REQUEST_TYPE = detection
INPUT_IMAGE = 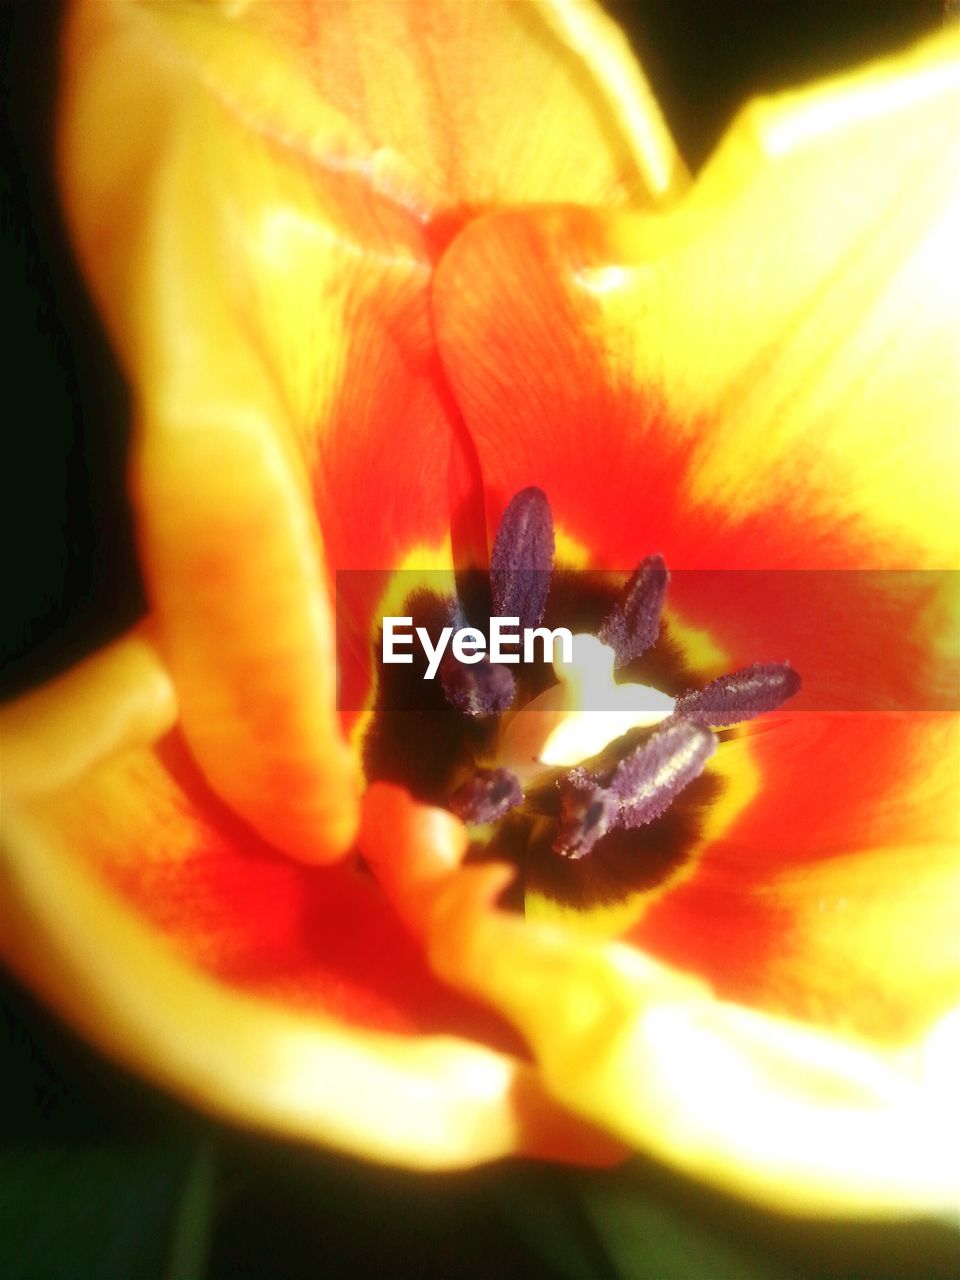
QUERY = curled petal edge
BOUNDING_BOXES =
[363,784,960,1217]
[533,0,687,200]
[0,635,621,1170]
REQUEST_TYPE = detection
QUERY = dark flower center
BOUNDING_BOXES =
[363,487,800,915]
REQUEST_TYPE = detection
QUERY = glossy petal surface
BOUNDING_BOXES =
[362,785,960,1217]
[0,636,621,1170]
[632,715,960,1041]
[435,30,960,571]
[58,0,680,862]
[432,31,960,1037]
[237,0,683,206]
[27,1,960,1212]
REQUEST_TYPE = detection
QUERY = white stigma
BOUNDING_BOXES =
[498,632,675,784]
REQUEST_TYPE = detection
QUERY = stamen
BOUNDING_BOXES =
[376,483,805,876]
[612,720,718,827]
[450,767,523,825]
[440,654,516,717]
[490,486,555,629]
[553,784,619,860]
[554,720,716,859]
[674,662,801,726]
[598,554,669,668]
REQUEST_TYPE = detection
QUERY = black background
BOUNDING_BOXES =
[2,3,957,1277]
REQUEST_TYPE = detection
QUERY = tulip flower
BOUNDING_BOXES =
[2,0,958,1219]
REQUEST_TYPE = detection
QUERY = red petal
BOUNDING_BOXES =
[27,725,521,1046]
[632,713,960,1040]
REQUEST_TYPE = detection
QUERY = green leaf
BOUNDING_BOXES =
[164,1141,217,1280]
[490,1157,960,1280]
[487,1165,620,1280]
[571,1160,960,1280]
[574,1165,791,1280]
[0,1142,212,1280]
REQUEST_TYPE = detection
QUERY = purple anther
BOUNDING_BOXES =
[440,654,516,718]
[553,720,715,857]
[598,554,669,667]
[674,662,801,726]
[490,487,555,629]
[553,784,619,860]
[613,719,718,828]
[450,767,523,825]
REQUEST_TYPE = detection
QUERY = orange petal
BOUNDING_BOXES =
[360,785,960,1213]
[58,0,448,860]
[421,849,960,1215]
[433,28,960,571]
[632,714,960,1042]
[57,0,686,860]
[1,637,621,1170]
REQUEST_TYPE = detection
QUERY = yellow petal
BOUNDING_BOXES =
[0,811,616,1169]
[225,0,684,205]
[1,628,176,799]
[359,786,960,1213]
[672,28,960,564]
[629,713,960,1043]
[60,0,381,861]
[434,27,960,569]
[56,0,683,861]
[426,849,960,1215]
[0,637,622,1170]
[754,841,960,1043]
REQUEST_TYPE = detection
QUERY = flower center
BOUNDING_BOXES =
[363,487,800,910]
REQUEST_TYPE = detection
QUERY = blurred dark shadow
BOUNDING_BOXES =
[611,0,944,170]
